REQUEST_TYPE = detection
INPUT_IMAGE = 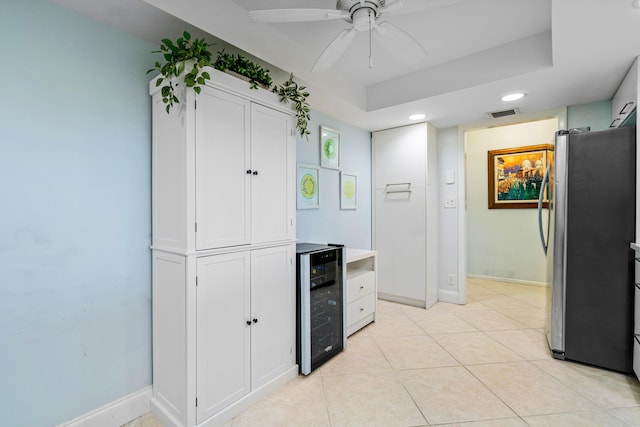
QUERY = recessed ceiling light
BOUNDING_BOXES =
[501,92,526,102]
[409,113,426,121]
[632,0,640,9]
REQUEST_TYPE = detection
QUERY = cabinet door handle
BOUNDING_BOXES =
[620,101,635,115]
[246,320,252,326]
[609,118,620,128]
[635,334,640,345]
[252,318,259,324]
[385,182,411,193]
[635,283,640,290]
[246,170,252,174]
[252,171,259,176]
[359,308,364,312]
[359,285,364,290]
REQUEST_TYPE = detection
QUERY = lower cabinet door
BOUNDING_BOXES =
[635,285,640,334]
[250,245,293,389]
[634,335,640,381]
[374,187,427,303]
[635,286,640,381]
[196,252,251,423]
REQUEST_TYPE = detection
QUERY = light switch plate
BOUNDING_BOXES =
[445,170,455,184]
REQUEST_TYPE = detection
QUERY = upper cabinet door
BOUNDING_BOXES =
[250,104,294,244]
[196,87,251,250]
[372,123,427,190]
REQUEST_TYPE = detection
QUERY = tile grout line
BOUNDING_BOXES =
[437,288,535,424]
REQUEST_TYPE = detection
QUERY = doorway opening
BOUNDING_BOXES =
[457,108,567,305]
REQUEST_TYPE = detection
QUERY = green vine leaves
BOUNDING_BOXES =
[213,50,273,90]
[148,33,311,138]
[146,31,212,113]
[272,73,311,140]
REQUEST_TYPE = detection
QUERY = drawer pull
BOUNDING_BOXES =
[360,307,364,312]
[359,285,364,289]
[635,283,640,290]
[635,334,640,345]
[610,118,620,128]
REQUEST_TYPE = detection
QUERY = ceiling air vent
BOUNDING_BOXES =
[489,108,520,119]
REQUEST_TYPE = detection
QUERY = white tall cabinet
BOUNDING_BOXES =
[150,69,297,427]
[372,122,439,308]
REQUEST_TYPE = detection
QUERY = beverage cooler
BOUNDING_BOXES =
[295,243,346,375]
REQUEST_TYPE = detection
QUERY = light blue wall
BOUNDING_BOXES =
[296,111,372,249]
[0,1,156,425]
[567,100,612,130]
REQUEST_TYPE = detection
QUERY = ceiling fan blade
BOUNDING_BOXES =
[374,21,427,64]
[249,8,349,23]
[379,0,404,14]
[312,28,358,73]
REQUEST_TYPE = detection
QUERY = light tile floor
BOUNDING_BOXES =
[125,278,640,426]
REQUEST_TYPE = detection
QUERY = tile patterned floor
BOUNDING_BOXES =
[125,278,640,426]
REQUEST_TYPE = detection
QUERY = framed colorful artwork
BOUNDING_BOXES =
[320,126,340,169]
[296,164,320,209]
[487,144,553,209]
[340,172,357,210]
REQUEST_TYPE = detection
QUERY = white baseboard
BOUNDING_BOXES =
[378,292,425,307]
[438,289,461,304]
[58,386,152,427]
[467,274,548,287]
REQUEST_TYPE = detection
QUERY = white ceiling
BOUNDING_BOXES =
[52,0,640,131]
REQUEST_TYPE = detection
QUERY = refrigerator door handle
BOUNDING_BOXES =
[538,166,550,255]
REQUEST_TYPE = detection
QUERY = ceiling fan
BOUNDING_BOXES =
[248,0,427,73]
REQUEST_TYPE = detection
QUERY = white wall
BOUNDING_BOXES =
[296,111,372,249]
[436,127,462,301]
[466,118,558,284]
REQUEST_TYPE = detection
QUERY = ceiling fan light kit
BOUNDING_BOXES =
[249,0,427,73]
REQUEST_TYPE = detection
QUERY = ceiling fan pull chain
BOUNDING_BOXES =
[368,9,373,69]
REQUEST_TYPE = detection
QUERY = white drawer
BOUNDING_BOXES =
[347,292,376,326]
[346,270,375,303]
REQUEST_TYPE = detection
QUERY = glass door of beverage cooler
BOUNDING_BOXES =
[296,244,345,375]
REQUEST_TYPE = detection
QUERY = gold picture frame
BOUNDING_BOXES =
[488,144,552,209]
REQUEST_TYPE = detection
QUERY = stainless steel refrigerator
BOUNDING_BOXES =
[539,126,636,373]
